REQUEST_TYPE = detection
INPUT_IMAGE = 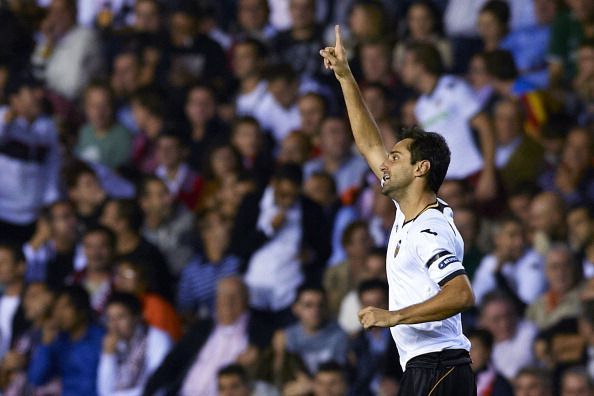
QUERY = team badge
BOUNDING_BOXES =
[394,240,401,257]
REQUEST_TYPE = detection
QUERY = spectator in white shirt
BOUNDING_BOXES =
[479,291,538,381]
[253,64,301,143]
[473,215,547,308]
[0,244,26,360]
[98,292,172,396]
[399,42,498,203]
[233,38,269,117]
[31,0,103,100]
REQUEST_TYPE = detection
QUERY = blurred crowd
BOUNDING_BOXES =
[0,0,592,395]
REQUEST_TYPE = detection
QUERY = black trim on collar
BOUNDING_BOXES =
[426,251,452,268]
[438,269,467,287]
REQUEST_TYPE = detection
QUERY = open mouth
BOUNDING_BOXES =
[382,174,390,181]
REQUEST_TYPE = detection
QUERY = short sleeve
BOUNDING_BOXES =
[412,222,466,286]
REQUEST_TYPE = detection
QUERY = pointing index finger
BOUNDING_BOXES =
[335,25,343,50]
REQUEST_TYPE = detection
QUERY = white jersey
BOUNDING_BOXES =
[415,76,483,179]
[387,198,471,370]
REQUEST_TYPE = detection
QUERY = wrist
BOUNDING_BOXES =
[338,72,356,85]
[389,310,402,327]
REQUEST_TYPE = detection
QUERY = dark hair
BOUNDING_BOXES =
[568,203,594,220]
[295,283,325,301]
[515,366,552,388]
[235,37,269,59]
[105,292,142,317]
[58,285,92,324]
[83,225,117,251]
[357,278,389,299]
[4,69,41,98]
[131,86,165,118]
[309,171,337,196]
[43,200,75,221]
[400,125,450,193]
[0,243,25,264]
[110,199,144,232]
[406,42,444,76]
[368,246,387,258]
[217,363,250,383]
[480,0,511,28]
[466,328,494,351]
[341,220,369,248]
[231,115,262,136]
[406,0,444,36]
[273,163,303,186]
[316,361,346,377]
[138,175,167,199]
[480,290,517,316]
[264,63,298,83]
[484,50,518,80]
[63,160,98,189]
[299,91,328,116]
[84,80,115,104]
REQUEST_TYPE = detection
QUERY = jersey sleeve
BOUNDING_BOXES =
[411,221,466,286]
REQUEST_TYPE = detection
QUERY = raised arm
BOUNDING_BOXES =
[320,26,387,179]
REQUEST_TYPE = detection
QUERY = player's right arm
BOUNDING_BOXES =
[320,26,387,180]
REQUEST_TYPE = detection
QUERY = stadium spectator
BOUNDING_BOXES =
[75,82,132,169]
[468,328,514,396]
[453,207,484,281]
[229,116,274,187]
[513,366,552,396]
[253,64,301,143]
[75,226,115,313]
[185,83,230,173]
[0,73,60,245]
[526,244,581,329]
[560,366,594,396]
[234,0,277,43]
[0,282,57,395]
[0,244,27,360]
[277,131,312,166]
[28,285,104,396]
[31,0,103,100]
[232,164,330,327]
[272,0,324,77]
[477,0,510,52]
[348,279,401,396]
[23,200,83,286]
[479,292,539,381]
[323,221,372,318]
[275,284,348,375]
[500,0,557,88]
[112,260,182,341]
[232,38,269,117]
[130,87,165,174]
[139,176,195,276]
[529,191,567,255]
[99,199,173,301]
[144,277,265,396]
[217,363,280,396]
[154,131,203,211]
[393,1,453,70]
[492,98,545,194]
[97,292,172,396]
[399,42,497,202]
[303,171,358,266]
[297,91,327,147]
[177,209,240,321]
[567,205,594,278]
[473,215,546,308]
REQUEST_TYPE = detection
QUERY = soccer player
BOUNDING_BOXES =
[320,26,476,396]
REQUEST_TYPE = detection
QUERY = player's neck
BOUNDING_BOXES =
[397,189,438,223]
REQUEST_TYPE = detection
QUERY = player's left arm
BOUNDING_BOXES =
[359,274,474,329]
[359,221,475,329]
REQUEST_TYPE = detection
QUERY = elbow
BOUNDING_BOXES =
[459,288,475,311]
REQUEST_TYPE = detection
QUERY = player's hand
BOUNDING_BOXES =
[319,25,352,81]
[358,306,396,329]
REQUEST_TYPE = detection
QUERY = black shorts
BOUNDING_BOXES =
[398,349,476,396]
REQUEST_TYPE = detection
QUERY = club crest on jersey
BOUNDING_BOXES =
[394,240,401,257]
